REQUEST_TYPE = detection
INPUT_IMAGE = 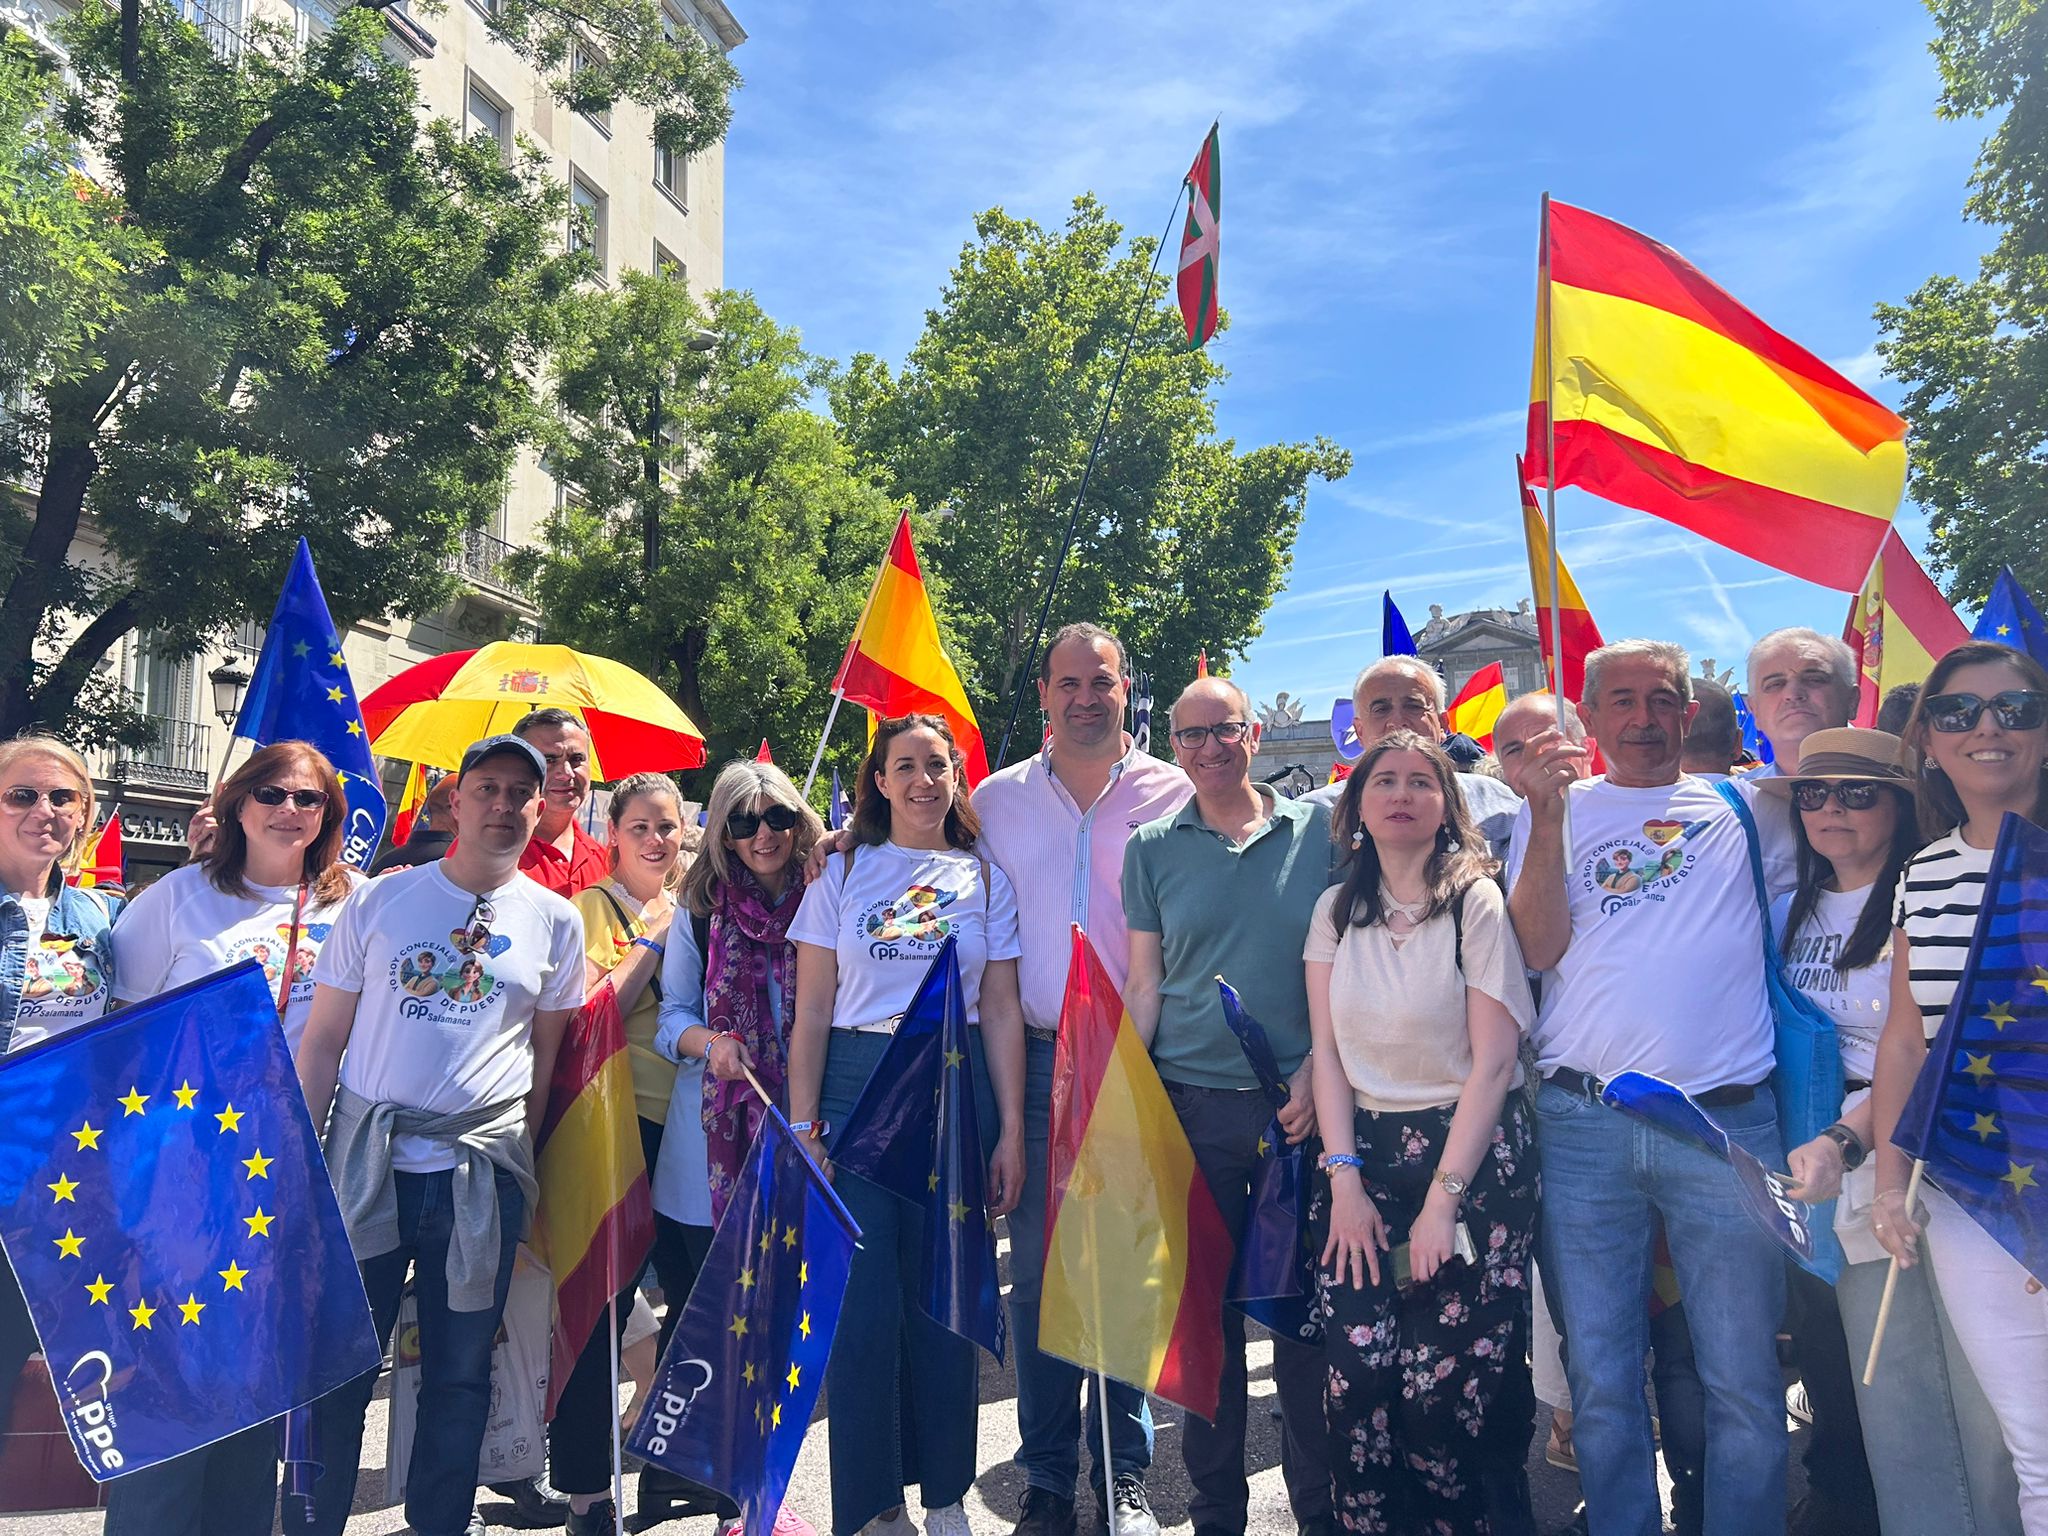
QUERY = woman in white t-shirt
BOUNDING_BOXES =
[1872,643,2048,1535]
[785,714,1025,1536]
[102,740,363,1536]
[1767,728,2016,1536]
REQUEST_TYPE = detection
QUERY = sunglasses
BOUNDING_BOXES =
[1170,720,1253,750]
[460,893,496,954]
[1,786,82,812]
[726,805,801,840]
[1791,781,1889,813]
[249,785,330,810]
[1921,690,2047,734]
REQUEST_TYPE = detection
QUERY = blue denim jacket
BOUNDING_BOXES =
[1,875,120,1053]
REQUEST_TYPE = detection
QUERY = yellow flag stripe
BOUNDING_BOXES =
[534,1052,640,1273]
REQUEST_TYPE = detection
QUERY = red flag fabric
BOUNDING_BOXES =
[755,738,774,763]
[70,816,123,891]
[1177,125,1221,351]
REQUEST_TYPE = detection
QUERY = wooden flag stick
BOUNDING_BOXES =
[1861,1158,1925,1386]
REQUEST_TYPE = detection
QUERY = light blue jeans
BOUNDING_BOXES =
[1534,1077,1786,1536]
[1005,1033,1154,1498]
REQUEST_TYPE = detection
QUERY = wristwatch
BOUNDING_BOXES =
[1432,1168,1469,1198]
[1820,1122,1868,1171]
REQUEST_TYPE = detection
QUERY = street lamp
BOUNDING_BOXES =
[208,657,250,729]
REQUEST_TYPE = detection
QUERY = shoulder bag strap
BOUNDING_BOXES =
[276,883,308,1020]
[1712,779,1776,957]
[595,880,662,1002]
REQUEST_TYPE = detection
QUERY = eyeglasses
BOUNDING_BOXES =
[460,894,496,954]
[1170,721,1253,750]
[1791,781,1888,813]
[1,786,82,813]
[249,785,330,810]
[726,805,801,839]
[1921,690,2048,734]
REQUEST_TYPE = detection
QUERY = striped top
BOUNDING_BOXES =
[1892,830,1994,1039]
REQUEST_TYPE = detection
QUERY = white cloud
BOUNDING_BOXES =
[1352,408,1526,458]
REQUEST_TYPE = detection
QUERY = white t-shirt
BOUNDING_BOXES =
[313,863,585,1171]
[112,863,366,1055]
[1772,885,1890,1082]
[9,894,113,1049]
[1505,774,1774,1094]
[789,840,1022,1028]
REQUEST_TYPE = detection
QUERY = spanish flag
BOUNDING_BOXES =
[1445,662,1509,751]
[1526,199,1906,593]
[1520,456,1605,702]
[835,513,989,786]
[535,983,654,1415]
[70,815,123,891]
[1843,528,1969,726]
[388,762,429,847]
[1041,928,1230,1421]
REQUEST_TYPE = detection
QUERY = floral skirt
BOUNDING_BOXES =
[1309,1096,1539,1536]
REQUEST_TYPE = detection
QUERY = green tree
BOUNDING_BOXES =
[516,274,899,785]
[835,196,1349,761]
[0,0,735,744]
[1876,0,2048,601]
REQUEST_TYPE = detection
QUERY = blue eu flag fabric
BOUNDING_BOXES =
[1382,591,1417,657]
[827,770,849,832]
[830,938,1006,1360]
[235,537,386,868]
[1730,689,1775,765]
[0,962,378,1480]
[1216,980,1316,1341]
[1972,566,2048,669]
[628,1112,856,1536]
[1895,811,2048,1283]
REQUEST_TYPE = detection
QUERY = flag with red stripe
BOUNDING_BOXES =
[1177,124,1221,351]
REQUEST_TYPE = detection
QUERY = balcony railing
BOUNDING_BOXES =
[453,527,535,603]
[86,714,215,794]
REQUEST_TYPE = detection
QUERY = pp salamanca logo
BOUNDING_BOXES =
[60,1348,126,1471]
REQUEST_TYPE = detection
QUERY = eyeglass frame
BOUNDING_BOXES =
[1920,690,2048,734]
[1790,780,1891,813]
[1170,720,1255,751]
[248,785,331,810]
[0,785,84,813]
[726,805,801,840]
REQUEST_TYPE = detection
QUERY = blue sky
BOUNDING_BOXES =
[722,0,1992,718]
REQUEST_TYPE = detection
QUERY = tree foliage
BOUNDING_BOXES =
[835,197,1349,762]
[515,275,898,787]
[1876,0,2048,602]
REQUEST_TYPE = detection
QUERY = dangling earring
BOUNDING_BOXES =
[1350,827,1364,849]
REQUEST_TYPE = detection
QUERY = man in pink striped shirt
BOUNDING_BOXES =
[974,623,1191,1536]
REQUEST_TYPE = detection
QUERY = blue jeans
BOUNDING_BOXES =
[101,1422,278,1536]
[292,1167,524,1536]
[1006,1033,1154,1498]
[1534,1078,1786,1536]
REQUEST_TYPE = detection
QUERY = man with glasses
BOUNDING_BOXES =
[295,733,586,1536]
[974,623,1191,1536]
[1122,677,1334,1536]
[509,707,609,897]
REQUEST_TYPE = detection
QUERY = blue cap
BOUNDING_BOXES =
[457,733,547,783]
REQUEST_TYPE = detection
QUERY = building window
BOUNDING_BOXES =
[294,0,333,46]
[571,41,612,133]
[466,78,508,152]
[569,173,607,276]
[659,0,693,44]
[652,242,686,284]
[468,0,502,15]
[655,141,687,206]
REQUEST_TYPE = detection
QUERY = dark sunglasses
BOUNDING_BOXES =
[1,785,82,812]
[1791,781,1888,813]
[726,805,801,840]
[250,785,330,810]
[461,893,496,953]
[1922,690,2047,734]
[1171,720,1253,750]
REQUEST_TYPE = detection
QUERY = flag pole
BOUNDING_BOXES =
[609,1290,627,1536]
[800,691,846,799]
[805,512,902,797]
[991,177,1192,770]
[1096,1371,1119,1536]
[1860,1157,1924,1385]
[1538,191,1575,865]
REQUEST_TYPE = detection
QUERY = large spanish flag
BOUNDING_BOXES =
[1520,456,1605,702]
[834,513,989,785]
[69,814,123,891]
[1843,528,1969,726]
[388,761,429,847]
[1446,662,1509,750]
[535,983,654,1415]
[1526,199,1906,593]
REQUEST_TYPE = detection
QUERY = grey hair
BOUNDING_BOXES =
[1170,676,1253,729]
[1351,655,1446,713]
[1746,627,1857,697]
[1582,639,1693,706]
[680,758,826,916]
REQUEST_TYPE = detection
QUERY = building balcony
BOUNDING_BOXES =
[453,527,536,608]
[87,713,215,796]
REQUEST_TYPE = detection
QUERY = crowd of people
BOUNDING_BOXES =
[2,619,2046,1536]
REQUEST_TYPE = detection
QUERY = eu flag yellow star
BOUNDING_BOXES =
[179,1294,205,1326]
[244,1208,274,1238]
[759,1221,776,1254]
[2032,966,2048,997]
[325,686,344,704]
[737,1266,755,1292]
[48,1172,77,1202]
[345,721,363,737]
[943,1048,964,1070]
[173,1081,198,1110]
[84,1275,112,1306]
[799,1311,812,1340]
[2003,1161,2039,1194]
[785,1362,801,1391]
[728,1313,748,1340]
[118,1086,149,1117]
[799,1261,808,1285]
[742,1361,758,1385]
[219,1261,249,1291]
[948,1198,970,1224]
[53,1228,83,1258]
[242,1148,273,1180]
[1997,623,2012,637]
[1256,1135,1271,1158]
[215,1104,243,1133]
[927,1170,939,1192]
[783,1224,798,1249]
[328,650,345,668]
[290,640,311,658]
[71,1121,101,1150]
[1971,1112,2002,1141]
[771,1403,782,1429]
[129,1299,155,1331]
[1983,1001,2018,1032]
[1964,1052,1996,1085]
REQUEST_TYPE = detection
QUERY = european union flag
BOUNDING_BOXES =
[628,1112,856,1536]
[1216,980,1316,1341]
[0,962,378,1479]
[1972,566,2048,669]
[1382,591,1417,657]
[831,938,1006,1359]
[1731,689,1775,765]
[235,537,385,868]
[827,769,849,832]
[1895,811,2048,1282]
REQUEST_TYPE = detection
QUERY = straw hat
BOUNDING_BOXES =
[1754,726,1913,793]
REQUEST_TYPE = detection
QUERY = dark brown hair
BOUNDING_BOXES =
[1780,782,1920,972]
[849,714,981,851]
[1329,730,1494,930]
[205,741,353,904]
[1904,641,2048,841]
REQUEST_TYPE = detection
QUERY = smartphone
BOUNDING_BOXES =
[1389,1220,1478,1290]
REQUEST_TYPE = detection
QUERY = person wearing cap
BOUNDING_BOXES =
[293,733,586,1536]
[1766,728,2016,1536]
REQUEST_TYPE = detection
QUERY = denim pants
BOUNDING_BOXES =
[820,1028,997,1536]
[101,1422,278,1536]
[292,1167,524,1536]
[1534,1077,1786,1536]
[1006,1032,1154,1499]
[1837,1250,2021,1536]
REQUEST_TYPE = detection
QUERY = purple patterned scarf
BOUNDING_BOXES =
[700,864,805,1221]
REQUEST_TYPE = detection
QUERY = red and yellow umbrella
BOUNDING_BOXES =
[362,642,705,779]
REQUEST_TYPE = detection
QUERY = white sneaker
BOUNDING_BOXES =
[860,1510,916,1536]
[924,1503,971,1536]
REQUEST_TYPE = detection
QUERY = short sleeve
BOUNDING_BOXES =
[108,870,178,1003]
[1502,802,1532,891]
[1456,879,1535,1033]
[1893,861,1913,930]
[538,904,587,1014]
[1122,833,1161,935]
[572,888,630,973]
[1304,885,1344,964]
[789,852,848,950]
[312,878,373,992]
[983,861,1022,961]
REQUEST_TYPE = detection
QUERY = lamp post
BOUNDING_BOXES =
[207,656,250,784]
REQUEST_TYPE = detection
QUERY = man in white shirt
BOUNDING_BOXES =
[295,734,585,1536]
[1504,640,1786,1536]
[974,623,1190,1536]
[1745,628,1858,774]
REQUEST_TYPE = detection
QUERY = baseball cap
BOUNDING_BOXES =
[457,733,547,783]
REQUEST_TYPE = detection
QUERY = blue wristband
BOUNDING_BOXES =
[1320,1152,1364,1172]
[632,936,665,957]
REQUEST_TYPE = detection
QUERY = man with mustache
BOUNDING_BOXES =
[1503,640,1789,1536]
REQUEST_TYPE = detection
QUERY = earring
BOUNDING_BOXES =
[1350,827,1364,848]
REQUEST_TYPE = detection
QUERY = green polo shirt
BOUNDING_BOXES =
[1122,787,1335,1090]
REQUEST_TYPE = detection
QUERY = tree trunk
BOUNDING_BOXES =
[667,625,709,740]
[0,392,104,738]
